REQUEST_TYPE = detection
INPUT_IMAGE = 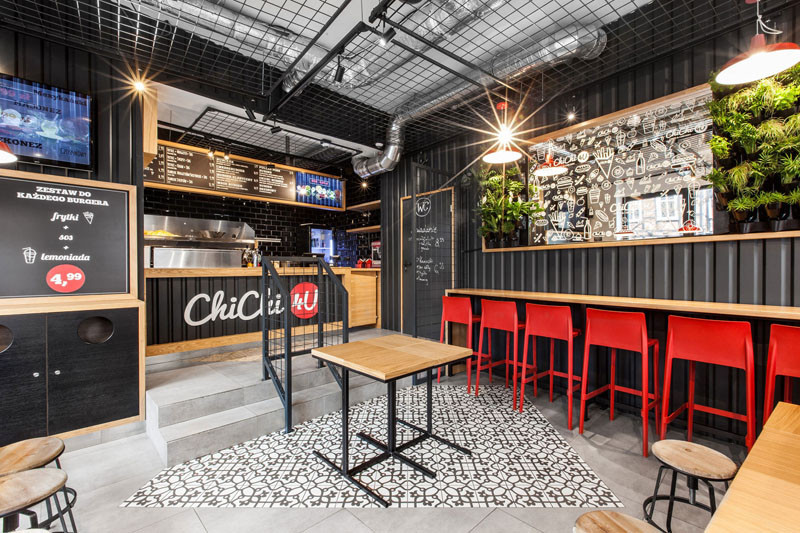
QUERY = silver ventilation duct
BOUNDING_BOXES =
[352,24,607,178]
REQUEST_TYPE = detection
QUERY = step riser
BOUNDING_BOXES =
[149,366,335,427]
[159,378,410,467]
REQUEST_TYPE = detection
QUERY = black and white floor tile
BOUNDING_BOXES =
[125,385,622,508]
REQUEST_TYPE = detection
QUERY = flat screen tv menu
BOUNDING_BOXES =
[0,176,129,297]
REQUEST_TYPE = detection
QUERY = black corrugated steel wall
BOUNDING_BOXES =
[0,30,145,296]
[380,8,800,440]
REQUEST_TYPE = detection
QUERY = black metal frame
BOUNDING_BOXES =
[313,367,471,507]
[261,257,349,433]
[643,461,733,533]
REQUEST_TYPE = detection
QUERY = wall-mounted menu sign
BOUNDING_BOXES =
[144,142,340,209]
[526,86,714,246]
[0,175,130,298]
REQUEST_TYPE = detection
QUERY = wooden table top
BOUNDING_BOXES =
[311,334,472,382]
[446,288,800,321]
[705,402,800,532]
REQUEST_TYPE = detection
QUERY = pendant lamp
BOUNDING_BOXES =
[482,147,522,164]
[0,142,17,163]
[716,0,800,85]
[533,143,567,178]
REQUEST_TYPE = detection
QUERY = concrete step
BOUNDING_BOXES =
[149,373,409,467]
[145,354,333,429]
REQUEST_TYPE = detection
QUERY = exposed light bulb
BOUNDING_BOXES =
[497,125,513,145]
[133,80,146,92]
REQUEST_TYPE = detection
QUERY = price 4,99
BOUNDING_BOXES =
[46,264,86,293]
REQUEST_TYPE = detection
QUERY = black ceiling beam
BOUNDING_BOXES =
[266,22,367,118]
[377,15,520,95]
[266,0,354,99]
[366,26,509,103]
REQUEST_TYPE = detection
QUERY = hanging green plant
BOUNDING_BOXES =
[780,153,800,185]
[757,118,786,143]
[477,165,543,247]
[709,135,732,160]
[728,161,753,192]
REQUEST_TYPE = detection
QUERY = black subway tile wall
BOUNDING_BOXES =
[144,178,380,263]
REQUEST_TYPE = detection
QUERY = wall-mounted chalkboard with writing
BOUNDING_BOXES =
[401,188,454,340]
[527,86,715,246]
[0,175,130,298]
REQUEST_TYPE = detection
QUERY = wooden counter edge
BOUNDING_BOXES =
[446,288,800,321]
[145,267,381,278]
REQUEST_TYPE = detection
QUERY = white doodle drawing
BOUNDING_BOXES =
[589,168,600,180]
[22,247,37,264]
[627,115,641,128]
[575,163,591,173]
[593,147,614,180]
[83,211,94,224]
[612,166,624,178]
[589,188,600,204]
[616,132,627,147]
[577,150,590,163]
[601,181,612,190]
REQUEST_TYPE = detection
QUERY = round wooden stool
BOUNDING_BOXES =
[574,511,658,533]
[643,440,737,532]
[0,438,77,532]
[0,469,67,532]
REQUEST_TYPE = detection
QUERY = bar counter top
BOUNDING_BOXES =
[145,267,380,278]
[446,288,800,321]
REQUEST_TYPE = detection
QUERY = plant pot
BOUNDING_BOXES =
[730,208,755,223]
[763,202,784,220]
[714,191,733,209]
[484,236,499,249]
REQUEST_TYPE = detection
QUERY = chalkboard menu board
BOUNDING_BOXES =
[144,143,337,207]
[527,87,715,245]
[0,175,130,298]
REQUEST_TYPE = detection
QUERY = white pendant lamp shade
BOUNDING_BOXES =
[716,34,800,85]
[0,142,17,163]
[482,147,522,164]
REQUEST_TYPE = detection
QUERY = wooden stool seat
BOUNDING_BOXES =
[651,440,737,480]
[0,437,65,476]
[574,511,658,533]
[0,469,67,517]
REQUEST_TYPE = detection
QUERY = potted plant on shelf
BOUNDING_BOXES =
[727,195,758,225]
[477,165,543,249]
[756,190,790,227]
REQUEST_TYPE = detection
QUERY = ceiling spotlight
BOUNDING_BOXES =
[716,0,800,85]
[244,101,256,121]
[270,125,282,134]
[566,111,576,122]
[380,27,396,47]
[133,80,146,92]
[207,146,214,158]
[320,139,332,148]
[224,151,230,161]
[335,54,346,83]
[361,180,368,189]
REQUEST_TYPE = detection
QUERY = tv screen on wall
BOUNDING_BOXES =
[0,75,91,169]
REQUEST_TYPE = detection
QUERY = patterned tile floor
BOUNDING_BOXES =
[125,385,622,509]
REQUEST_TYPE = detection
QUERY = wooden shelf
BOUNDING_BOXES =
[484,230,800,252]
[446,288,800,321]
[346,225,381,234]
[348,199,381,212]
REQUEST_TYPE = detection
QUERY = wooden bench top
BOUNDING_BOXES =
[0,469,67,516]
[446,288,800,321]
[0,438,64,476]
[311,334,472,382]
[706,402,800,532]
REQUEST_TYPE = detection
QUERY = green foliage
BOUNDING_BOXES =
[755,190,788,206]
[728,161,752,192]
[477,165,543,239]
[727,195,758,212]
[785,115,800,137]
[709,135,732,160]
[780,153,800,185]
[729,122,760,154]
[706,167,729,193]
[775,63,800,86]
[758,118,786,143]
[787,188,800,205]
[774,84,800,112]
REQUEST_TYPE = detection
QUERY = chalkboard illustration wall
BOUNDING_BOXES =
[525,86,715,246]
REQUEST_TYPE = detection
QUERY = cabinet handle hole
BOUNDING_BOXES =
[0,324,12,353]
[77,316,114,344]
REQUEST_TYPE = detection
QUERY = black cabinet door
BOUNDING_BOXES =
[0,314,47,446]
[47,308,139,435]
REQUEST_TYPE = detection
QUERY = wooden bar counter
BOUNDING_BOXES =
[145,267,380,356]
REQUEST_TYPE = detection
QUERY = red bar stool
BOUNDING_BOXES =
[473,299,524,406]
[660,315,756,450]
[578,308,660,457]
[437,295,480,385]
[763,324,800,424]
[518,303,581,429]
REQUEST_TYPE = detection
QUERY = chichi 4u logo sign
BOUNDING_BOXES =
[182,283,319,326]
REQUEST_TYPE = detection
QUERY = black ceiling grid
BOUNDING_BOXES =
[0,0,792,155]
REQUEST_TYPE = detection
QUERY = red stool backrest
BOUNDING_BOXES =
[768,324,800,377]
[525,303,573,341]
[441,295,473,326]
[666,315,752,370]
[585,308,648,353]
[480,299,518,332]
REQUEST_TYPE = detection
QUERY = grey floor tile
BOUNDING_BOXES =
[133,510,207,533]
[303,510,373,533]
[470,510,542,532]
[196,508,338,533]
[350,508,492,533]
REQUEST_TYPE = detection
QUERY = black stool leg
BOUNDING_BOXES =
[708,482,717,513]
[52,492,69,533]
[666,469,678,533]
[2,514,20,532]
[646,466,667,520]
[56,457,78,532]
[687,475,698,505]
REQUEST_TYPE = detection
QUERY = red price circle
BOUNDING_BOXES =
[46,264,86,293]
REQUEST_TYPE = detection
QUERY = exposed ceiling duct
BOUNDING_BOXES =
[123,0,509,93]
[352,24,607,178]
